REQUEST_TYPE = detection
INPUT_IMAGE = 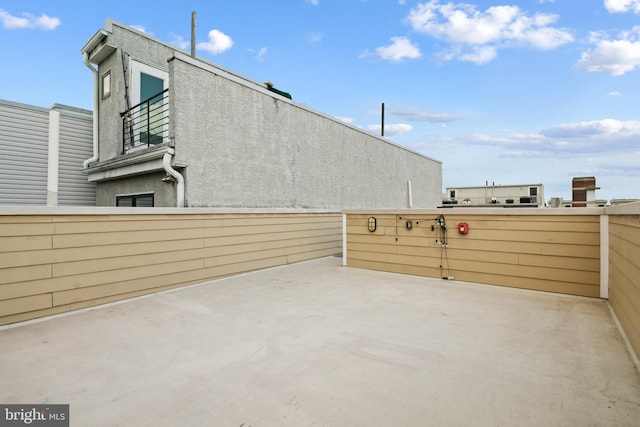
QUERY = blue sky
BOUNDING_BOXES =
[1,0,639,202]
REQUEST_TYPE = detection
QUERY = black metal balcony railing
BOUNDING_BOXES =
[121,89,169,154]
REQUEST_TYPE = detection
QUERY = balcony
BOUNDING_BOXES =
[121,89,169,154]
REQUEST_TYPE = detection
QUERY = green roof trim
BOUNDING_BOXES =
[267,86,292,100]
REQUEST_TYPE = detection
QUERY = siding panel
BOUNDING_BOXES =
[609,213,640,358]
[57,112,96,206]
[346,211,601,297]
[0,101,49,205]
[0,210,342,325]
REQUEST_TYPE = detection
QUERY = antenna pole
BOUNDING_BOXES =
[381,102,385,137]
[191,11,197,58]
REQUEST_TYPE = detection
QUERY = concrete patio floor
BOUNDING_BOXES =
[1,256,639,426]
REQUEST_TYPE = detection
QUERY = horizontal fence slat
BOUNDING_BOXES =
[0,211,342,325]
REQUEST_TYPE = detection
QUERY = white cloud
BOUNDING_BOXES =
[405,1,573,63]
[609,91,622,96]
[577,27,640,76]
[420,118,640,156]
[374,36,422,62]
[0,9,60,30]
[306,31,324,43]
[386,105,458,123]
[458,45,497,64]
[605,0,640,13]
[131,25,149,34]
[540,118,640,142]
[249,47,268,60]
[197,29,233,54]
[170,34,190,50]
[336,116,355,124]
[306,0,320,5]
[368,123,413,136]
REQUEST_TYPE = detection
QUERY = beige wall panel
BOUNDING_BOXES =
[347,259,439,278]
[286,234,342,248]
[287,248,341,264]
[609,265,639,356]
[198,257,290,281]
[517,253,600,271]
[0,235,51,253]
[0,305,71,326]
[348,242,398,255]
[0,293,51,317]
[0,212,343,326]
[204,247,291,268]
[457,229,599,245]
[537,242,600,259]
[345,212,601,298]
[0,239,205,270]
[50,258,205,298]
[609,221,640,244]
[450,218,600,232]
[0,216,53,224]
[53,228,206,248]
[52,260,216,306]
[0,264,51,286]
[432,248,521,264]
[440,258,599,285]
[201,240,288,259]
[0,223,54,237]
[52,247,207,277]
[202,221,340,239]
[0,277,63,300]
[450,270,600,297]
[610,214,640,227]
[608,215,640,357]
[449,239,545,255]
[53,218,206,234]
[204,214,341,228]
[290,240,341,253]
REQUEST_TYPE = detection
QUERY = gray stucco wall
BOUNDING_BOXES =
[169,54,442,209]
[88,20,442,209]
[96,170,177,207]
[95,23,175,164]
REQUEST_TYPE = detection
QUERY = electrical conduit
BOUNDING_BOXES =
[163,147,185,207]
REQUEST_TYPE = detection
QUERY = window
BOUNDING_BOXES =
[449,190,456,199]
[116,193,154,207]
[529,187,538,196]
[102,71,111,99]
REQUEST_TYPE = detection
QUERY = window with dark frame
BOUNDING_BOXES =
[116,193,154,207]
[529,187,538,197]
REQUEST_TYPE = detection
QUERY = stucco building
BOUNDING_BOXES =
[81,19,442,208]
[444,183,545,207]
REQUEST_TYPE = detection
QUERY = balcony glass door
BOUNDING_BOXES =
[128,60,168,150]
[140,72,164,145]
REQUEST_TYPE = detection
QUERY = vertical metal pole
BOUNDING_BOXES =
[191,11,197,58]
[381,102,385,137]
[146,101,151,147]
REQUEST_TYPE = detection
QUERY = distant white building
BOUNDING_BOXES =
[444,183,544,207]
